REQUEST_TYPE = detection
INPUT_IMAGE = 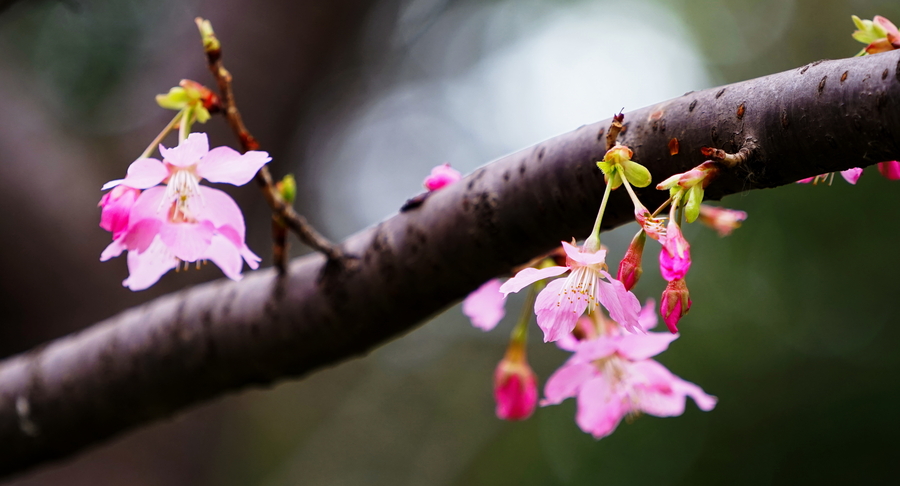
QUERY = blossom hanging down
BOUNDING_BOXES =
[100,133,271,290]
[500,241,642,342]
[542,323,716,439]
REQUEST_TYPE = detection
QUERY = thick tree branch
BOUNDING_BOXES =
[0,52,898,478]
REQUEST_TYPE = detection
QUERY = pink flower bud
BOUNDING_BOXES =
[878,161,900,180]
[617,230,646,291]
[659,221,691,282]
[423,163,462,191]
[98,185,141,240]
[660,278,691,333]
[494,344,538,421]
[698,205,748,237]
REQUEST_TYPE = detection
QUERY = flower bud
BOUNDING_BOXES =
[617,230,646,291]
[423,163,462,191]
[698,205,748,237]
[494,343,538,421]
[660,278,691,333]
[659,221,691,282]
[878,161,900,180]
[98,186,140,240]
[276,174,297,204]
[195,17,221,53]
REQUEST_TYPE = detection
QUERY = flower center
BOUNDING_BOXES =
[163,167,203,220]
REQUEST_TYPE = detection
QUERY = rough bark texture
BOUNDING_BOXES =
[0,52,898,478]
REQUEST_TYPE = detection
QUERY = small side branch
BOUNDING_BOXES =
[701,146,753,168]
[195,18,343,264]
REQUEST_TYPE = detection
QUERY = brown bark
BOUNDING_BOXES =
[0,51,897,478]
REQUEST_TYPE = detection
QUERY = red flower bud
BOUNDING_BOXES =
[660,278,691,333]
[617,230,646,291]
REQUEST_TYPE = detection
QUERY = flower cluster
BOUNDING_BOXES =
[99,133,270,290]
[436,123,734,438]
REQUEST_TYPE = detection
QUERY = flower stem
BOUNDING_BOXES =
[178,109,191,142]
[140,112,183,159]
[510,285,536,345]
[651,196,673,218]
[620,176,644,210]
[585,182,613,252]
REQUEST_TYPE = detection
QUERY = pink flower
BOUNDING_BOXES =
[659,221,691,282]
[100,133,268,290]
[462,279,506,331]
[501,242,642,342]
[542,331,715,439]
[878,161,900,180]
[697,205,748,237]
[99,185,140,240]
[660,278,691,333]
[494,344,538,421]
[423,163,462,191]
[635,206,666,241]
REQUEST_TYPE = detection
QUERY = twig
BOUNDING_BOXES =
[700,146,752,168]
[605,111,625,150]
[195,18,344,263]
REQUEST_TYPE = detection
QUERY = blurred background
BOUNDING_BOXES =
[0,0,898,484]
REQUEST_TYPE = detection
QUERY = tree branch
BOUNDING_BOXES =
[0,52,898,478]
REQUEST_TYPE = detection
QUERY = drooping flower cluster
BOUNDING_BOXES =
[99,133,270,290]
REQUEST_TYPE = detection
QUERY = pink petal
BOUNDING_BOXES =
[569,337,618,363]
[795,176,816,184]
[196,147,271,186]
[638,299,658,331]
[541,362,596,406]
[122,237,179,291]
[535,278,587,342]
[101,158,168,190]
[840,167,863,184]
[562,241,607,266]
[556,316,596,351]
[878,161,900,180]
[628,360,687,417]
[499,266,567,296]
[423,163,462,191]
[203,233,244,281]
[576,375,626,439]
[241,245,261,269]
[160,132,209,168]
[674,378,718,412]
[127,186,167,224]
[159,220,216,262]
[123,218,163,254]
[462,279,507,331]
[196,186,246,242]
[616,332,678,361]
[100,239,126,261]
[596,272,643,333]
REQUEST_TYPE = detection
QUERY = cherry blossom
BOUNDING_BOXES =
[501,242,642,342]
[100,133,268,290]
[542,329,715,439]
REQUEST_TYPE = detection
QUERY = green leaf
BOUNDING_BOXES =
[156,87,189,110]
